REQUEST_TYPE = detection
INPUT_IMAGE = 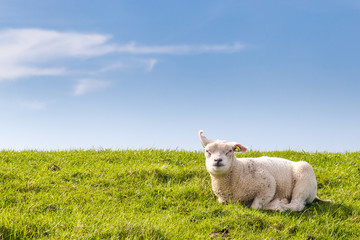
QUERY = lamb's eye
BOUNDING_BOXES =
[206,150,211,155]
[226,150,233,155]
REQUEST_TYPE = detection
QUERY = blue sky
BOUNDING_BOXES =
[0,0,359,152]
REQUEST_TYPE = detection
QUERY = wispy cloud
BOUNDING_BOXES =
[73,79,111,96]
[0,28,114,81]
[0,28,245,82]
[99,62,127,73]
[144,58,158,72]
[19,100,49,110]
[115,42,244,55]
[98,58,158,73]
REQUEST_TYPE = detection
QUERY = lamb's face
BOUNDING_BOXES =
[204,141,235,175]
[199,130,247,175]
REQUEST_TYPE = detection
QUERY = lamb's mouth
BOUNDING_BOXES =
[213,163,224,167]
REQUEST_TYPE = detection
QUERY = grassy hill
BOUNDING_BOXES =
[0,149,359,239]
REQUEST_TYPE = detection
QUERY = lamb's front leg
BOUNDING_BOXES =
[264,198,288,211]
[250,175,276,210]
[251,193,274,210]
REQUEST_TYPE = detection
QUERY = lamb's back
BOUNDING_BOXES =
[239,156,296,198]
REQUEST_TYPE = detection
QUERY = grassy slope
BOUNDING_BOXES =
[0,149,359,239]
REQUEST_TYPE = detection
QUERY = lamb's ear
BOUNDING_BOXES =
[199,130,213,147]
[231,143,248,153]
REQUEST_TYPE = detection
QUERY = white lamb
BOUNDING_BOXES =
[199,130,329,211]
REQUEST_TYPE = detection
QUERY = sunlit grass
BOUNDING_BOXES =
[0,149,359,239]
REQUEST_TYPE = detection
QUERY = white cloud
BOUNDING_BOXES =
[0,28,245,82]
[0,28,114,81]
[99,62,127,73]
[145,58,158,72]
[1,65,66,80]
[115,42,244,55]
[73,79,111,96]
[19,100,49,110]
[0,28,113,61]
[98,58,158,73]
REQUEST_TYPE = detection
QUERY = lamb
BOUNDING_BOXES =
[199,130,329,211]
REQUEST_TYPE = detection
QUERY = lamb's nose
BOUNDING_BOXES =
[214,158,223,163]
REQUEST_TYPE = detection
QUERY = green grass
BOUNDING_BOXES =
[0,149,359,239]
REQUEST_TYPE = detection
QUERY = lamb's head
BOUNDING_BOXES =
[199,130,247,176]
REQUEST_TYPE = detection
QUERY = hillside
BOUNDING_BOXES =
[0,150,359,239]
